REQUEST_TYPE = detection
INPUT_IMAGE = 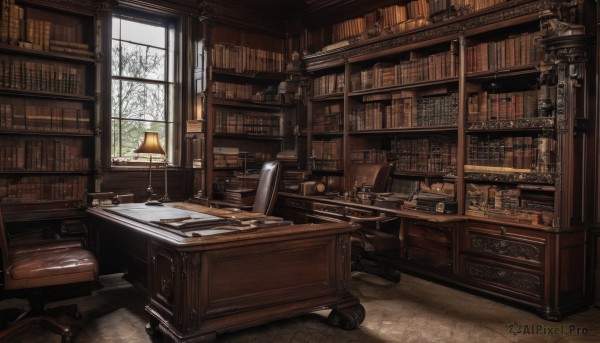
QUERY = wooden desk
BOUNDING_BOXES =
[86,203,364,342]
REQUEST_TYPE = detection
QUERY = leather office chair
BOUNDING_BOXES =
[211,160,282,216]
[0,208,98,342]
[347,163,402,283]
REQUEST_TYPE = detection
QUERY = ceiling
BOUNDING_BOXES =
[228,0,337,20]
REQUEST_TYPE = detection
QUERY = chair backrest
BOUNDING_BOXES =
[347,163,392,193]
[252,160,282,215]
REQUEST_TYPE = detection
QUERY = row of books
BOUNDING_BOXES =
[466,31,544,73]
[350,149,387,164]
[211,43,285,74]
[0,103,91,132]
[331,0,430,44]
[0,138,88,172]
[312,108,342,134]
[380,5,408,29]
[1,0,92,57]
[0,175,87,203]
[312,138,342,161]
[350,49,458,91]
[332,17,366,43]
[349,92,458,130]
[312,72,344,97]
[466,135,556,172]
[462,0,508,13]
[465,182,553,226]
[467,87,556,122]
[213,111,282,136]
[0,58,86,95]
[213,82,254,101]
[390,137,457,173]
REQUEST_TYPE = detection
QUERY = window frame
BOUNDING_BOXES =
[109,7,181,168]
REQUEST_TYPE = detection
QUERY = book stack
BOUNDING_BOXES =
[211,43,285,74]
[213,110,281,136]
[0,57,85,95]
[466,31,544,73]
[0,103,90,133]
[415,92,458,127]
[0,0,23,45]
[212,82,253,100]
[0,175,87,203]
[351,44,457,92]
[312,73,344,96]
[331,17,366,43]
[312,103,342,133]
[466,135,556,172]
[390,136,457,173]
[350,149,387,163]
[381,5,408,30]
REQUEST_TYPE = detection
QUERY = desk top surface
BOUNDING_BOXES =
[86,202,353,247]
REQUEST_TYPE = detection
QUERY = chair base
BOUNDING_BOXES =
[0,303,79,343]
[354,257,401,283]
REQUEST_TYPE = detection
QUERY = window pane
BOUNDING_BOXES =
[118,41,165,80]
[111,42,121,77]
[120,19,165,48]
[119,81,165,121]
[111,80,121,119]
[112,17,120,39]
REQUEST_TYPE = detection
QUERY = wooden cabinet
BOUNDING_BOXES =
[460,221,546,303]
[459,220,587,320]
[0,0,100,206]
[271,0,596,320]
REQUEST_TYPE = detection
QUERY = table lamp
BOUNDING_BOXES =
[134,131,165,203]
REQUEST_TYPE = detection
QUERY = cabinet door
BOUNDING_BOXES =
[404,219,456,273]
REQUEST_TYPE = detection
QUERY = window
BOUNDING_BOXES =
[111,9,179,166]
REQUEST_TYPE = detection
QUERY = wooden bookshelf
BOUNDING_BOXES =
[0,0,98,206]
[289,0,593,320]
[196,18,298,202]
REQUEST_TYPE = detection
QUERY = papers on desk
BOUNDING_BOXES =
[104,204,227,229]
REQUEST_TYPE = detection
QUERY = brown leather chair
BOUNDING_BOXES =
[251,160,282,215]
[346,162,391,193]
[0,208,98,342]
[211,160,282,215]
[347,163,402,283]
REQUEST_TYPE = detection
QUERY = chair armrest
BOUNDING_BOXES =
[10,240,83,256]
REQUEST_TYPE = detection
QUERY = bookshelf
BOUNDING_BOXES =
[0,1,98,209]
[194,18,296,205]
[0,0,100,268]
[294,0,593,320]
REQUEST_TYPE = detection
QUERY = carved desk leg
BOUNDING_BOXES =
[145,317,159,337]
[327,303,366,330]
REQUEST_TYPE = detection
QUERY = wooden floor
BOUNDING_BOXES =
[2,272,600,342]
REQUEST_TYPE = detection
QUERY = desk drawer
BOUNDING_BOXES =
[313,203,345,218]
[284,198,313,211]
[463,222,545,267]
[461,255,543,302]
[345,207,374,218]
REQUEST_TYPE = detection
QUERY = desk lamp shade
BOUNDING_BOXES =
[135,131,165,202]
[134,131,165,155]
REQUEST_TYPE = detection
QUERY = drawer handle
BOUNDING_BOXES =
[500,226,507,234]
